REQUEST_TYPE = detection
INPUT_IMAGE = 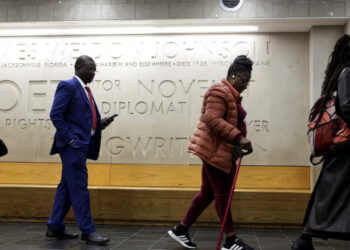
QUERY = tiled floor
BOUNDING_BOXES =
[0,222,348,250]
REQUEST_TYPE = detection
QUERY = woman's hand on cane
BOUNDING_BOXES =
[238,137,253,155]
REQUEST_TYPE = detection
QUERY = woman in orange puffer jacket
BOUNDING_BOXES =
[168,55,254,250]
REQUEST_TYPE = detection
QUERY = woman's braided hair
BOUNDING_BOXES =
[309,34,350,121]
[227,55,253,79]
[322,34,350,99]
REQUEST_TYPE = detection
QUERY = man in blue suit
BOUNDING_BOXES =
[47,55,113,245]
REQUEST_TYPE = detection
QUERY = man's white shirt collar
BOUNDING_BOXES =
[74,75,89,99]
[74,75,88,89]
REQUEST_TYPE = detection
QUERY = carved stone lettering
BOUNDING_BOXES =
[0,34,309,166]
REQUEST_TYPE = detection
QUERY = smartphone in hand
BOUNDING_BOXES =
[110,113,119,119]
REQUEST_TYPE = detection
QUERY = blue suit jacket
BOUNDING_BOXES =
[50,77,101,160]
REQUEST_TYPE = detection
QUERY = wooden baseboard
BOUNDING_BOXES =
[0,186,310,225]
[0,162,311,225]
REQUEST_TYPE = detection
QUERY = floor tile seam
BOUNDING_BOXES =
[128,231,167,240]
[192,228,199,239]
[280,228,293,245]
[252,228,263,250]
[189,229,202,248]
[327,240,350,248]
[100,227,116,234]
[0,234,39,247]
[147,229,168,250]
[324,241,336,250]
[112,227,145,247]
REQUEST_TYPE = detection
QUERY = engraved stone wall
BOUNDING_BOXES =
[0,33,309,165]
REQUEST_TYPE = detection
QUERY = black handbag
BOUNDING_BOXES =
[0,139,8,157]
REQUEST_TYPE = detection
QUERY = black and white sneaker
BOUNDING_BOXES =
[168,225,197,249]
[222,237,254,250]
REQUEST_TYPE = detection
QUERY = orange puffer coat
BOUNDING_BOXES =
[188,79,243,173]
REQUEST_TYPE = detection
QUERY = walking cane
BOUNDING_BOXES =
[215,147,251,250]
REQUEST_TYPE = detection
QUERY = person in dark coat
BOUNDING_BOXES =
[292,35,350,250]
[0,139,8,157]
[167,55,254,250]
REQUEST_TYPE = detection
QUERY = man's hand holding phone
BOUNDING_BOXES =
[101,113,118,130]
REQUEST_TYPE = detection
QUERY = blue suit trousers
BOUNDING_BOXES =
[47,146,96,234]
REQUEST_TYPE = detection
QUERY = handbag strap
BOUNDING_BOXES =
[310,155,325,166]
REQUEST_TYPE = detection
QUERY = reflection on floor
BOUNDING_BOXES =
[0,222,348,250]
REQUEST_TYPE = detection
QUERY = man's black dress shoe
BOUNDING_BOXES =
[46,226,79,240]
[81,232,110,245]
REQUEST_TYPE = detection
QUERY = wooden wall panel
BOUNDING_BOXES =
[110,164,310,189]
[0,163,111,186]
[0,163,61,185]
[109,164,201,188]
